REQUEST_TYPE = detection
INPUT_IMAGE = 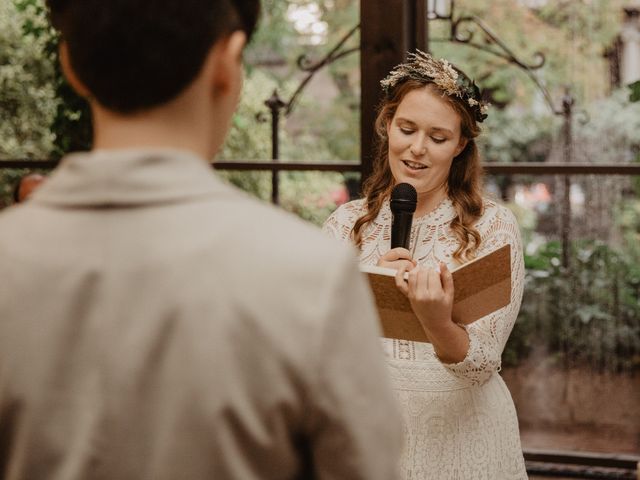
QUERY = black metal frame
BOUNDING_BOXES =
[4,160,640,176]
[257,24,360,205]
[524,449,640,479]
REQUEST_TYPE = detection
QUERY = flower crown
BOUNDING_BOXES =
[380,50,489,123]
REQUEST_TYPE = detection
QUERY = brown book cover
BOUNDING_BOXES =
[361,244,511,342]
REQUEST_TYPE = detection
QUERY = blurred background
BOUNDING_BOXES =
[1,0,639,477]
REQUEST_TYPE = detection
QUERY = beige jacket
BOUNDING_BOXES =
[0,149,401,480]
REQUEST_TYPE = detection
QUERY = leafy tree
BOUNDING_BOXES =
[0,0,57,160]
[431,0,625,109]
[508,239,640,371]
[0,0,57,205]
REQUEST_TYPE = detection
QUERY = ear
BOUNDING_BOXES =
[454,137,468,157]
[385,114,393,139]
[209,31,247,98]
[59,42,91,99]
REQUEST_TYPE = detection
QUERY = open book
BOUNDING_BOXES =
[361,244,511,342]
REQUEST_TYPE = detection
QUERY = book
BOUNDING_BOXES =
[361,244,511,343]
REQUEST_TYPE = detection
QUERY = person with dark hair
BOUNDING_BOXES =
[0,2,402,479]
[12,173,46,203]
[323,51,527,479]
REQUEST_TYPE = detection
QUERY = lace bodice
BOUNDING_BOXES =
[323,196,525,386]
[323,197,528,479]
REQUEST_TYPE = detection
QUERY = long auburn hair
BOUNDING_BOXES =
[352,79,484,263]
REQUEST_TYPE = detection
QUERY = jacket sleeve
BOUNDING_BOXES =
[307,246,402,480]
[441,206,525,386]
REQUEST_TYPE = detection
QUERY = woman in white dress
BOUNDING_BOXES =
[323,51,528,479]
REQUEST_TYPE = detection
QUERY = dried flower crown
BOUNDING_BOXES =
[380,50,489,123]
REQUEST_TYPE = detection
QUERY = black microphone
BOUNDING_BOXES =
[390,183,417,250]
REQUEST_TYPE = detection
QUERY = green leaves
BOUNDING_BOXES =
[0,0,57,159]
[628,80,640,103]
[509,239,640,372]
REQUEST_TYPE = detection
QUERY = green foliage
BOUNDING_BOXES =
[3,0,92,158]
[279,170,346,225]
[216,69,278,201]
[0,0,90,207]
[432,0,624,108]
[51,71,92,155]
[479,108,558,163]
[504,201,539,254]
[629,80,640,103]
[216,67,348,224]
[575,88,640,162]
[245,0,299,68]
[0,0,57,160]
[504,240,640,371]
[243,0,360,160]
[219,0,360,221]
[0,0,350,220]
[616,198,640,264]
[0,0,59,205]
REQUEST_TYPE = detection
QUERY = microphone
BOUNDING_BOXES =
[390,183,417,250]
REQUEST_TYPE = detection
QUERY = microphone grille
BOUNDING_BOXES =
[390,183,417,213]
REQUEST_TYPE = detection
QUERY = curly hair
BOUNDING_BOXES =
[352,78,484,263]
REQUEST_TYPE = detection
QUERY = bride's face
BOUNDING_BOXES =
[386,86,467,197]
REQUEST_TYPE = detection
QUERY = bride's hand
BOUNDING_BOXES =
[406,262,454,332]
[377,248,416,294]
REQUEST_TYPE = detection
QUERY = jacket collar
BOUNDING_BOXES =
[31,148,230,208]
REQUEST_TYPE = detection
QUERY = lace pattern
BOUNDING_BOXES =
[323,197,527,479]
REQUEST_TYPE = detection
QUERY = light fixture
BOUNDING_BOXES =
[427,0,452,20]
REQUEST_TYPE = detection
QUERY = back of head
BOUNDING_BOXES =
[46,0,260,114]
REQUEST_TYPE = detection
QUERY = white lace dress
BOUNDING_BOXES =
[323,197,528,480]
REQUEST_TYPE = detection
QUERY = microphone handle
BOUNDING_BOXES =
[391,211,414,250]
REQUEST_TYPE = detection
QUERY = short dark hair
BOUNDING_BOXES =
[46,0,260,114]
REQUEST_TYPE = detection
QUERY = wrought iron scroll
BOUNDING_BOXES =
[287,23,360,115]
[427,2,594,268]
[257,23,360,204]
[430,12,555,113]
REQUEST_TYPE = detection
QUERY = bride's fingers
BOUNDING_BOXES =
[395,262,411,296]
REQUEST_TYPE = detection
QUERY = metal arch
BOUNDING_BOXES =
[285,23,360,115]
[259,22,360,124]
[451,16,545,70]
[258,1,589,205]
[296,24,360,72]
[266,5,577,131]
[441,14,561,114]
[429,18,591,124]
[285,46,359,115]
[270,8,577,127]
[256,22,360,205]
[430,12,591,124]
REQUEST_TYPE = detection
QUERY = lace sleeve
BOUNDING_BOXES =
[442,204,525,385]
[321,200,365,243]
